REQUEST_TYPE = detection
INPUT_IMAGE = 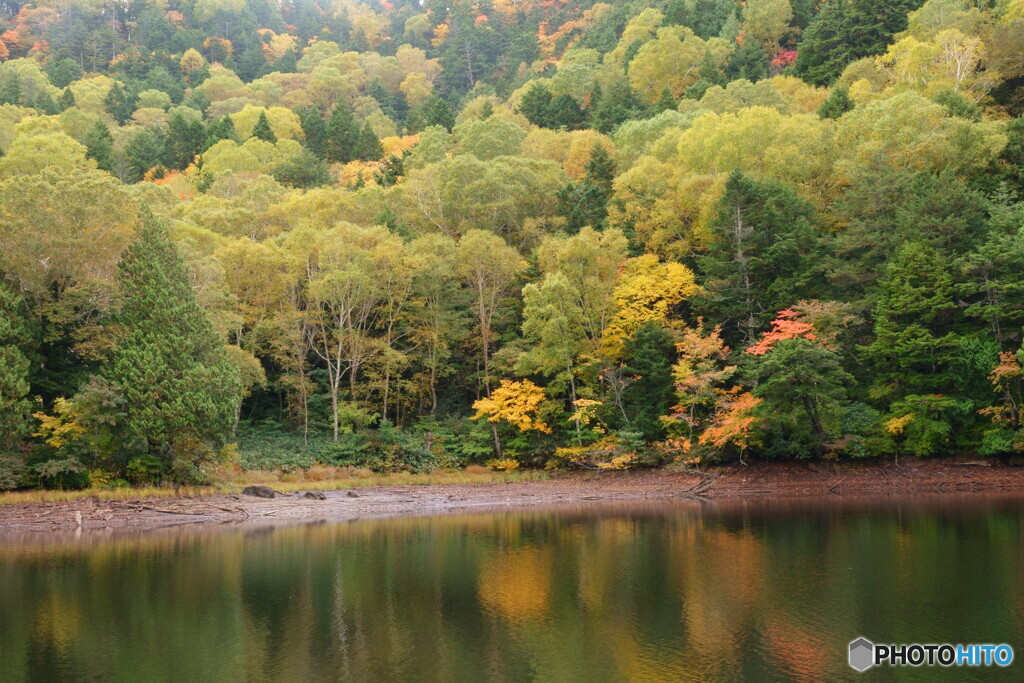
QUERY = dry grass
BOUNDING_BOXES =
[0,469,549,506]
[0,486,217,506]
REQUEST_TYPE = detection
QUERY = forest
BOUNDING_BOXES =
[1,0,1023,490]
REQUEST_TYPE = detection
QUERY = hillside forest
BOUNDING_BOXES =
[2,0,1024,489]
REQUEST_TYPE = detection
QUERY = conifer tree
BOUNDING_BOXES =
[356,121,383,160]
[298,106,328,158]
[326,98,359,163]
[102,210,241,463]
[84,120,115,172]
[57,88,76,111]
[251,111,278,143]
[818,86,853,119]
[0,284,32,453]
[655,85,677,113]
[202,115,236,151]
[104,82,135,125]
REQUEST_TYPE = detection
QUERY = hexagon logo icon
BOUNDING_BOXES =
[849,637,875,672]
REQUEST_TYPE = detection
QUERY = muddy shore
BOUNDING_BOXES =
[2,459,1023,535]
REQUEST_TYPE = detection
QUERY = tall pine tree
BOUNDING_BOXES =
[103,210,241,463]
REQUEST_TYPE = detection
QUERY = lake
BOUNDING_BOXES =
[1,496,1022,681]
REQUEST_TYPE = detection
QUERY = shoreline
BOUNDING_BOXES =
[2,459,1023,536]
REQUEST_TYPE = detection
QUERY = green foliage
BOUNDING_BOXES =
[34,457,90,490]
[818,87,853,119]
[620,323,676,440]
[0,283,32,452]
[750,338,854,458]
[326,99,359,163]
[251,111,278,143]
[794,0,927,85]
[557,143,616,232]
[0,0,1022,479]
[101,209,241,465]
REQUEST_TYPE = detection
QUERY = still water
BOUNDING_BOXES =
[1,496,1023,682]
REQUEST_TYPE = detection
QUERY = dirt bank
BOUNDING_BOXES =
[2,459,1023,534]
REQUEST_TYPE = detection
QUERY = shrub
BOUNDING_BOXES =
[34,457,89,490]
[0,455,27,490]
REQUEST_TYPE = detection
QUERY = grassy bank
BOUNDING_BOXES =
[0,467,548,506]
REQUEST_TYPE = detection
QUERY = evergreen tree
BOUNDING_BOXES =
[58,88,76,111]
[727,38,769,82]
[621,322,676,439]
[355,121,383,161]
[794,0,927,86]
[0,73,22,106]
[271,47,298,73]
[0,284,32,453]
[862,241,960,400]
[692,0,731,37]
[164,112,206,170]
[102,210,240,464]
[519,82,554,128]
[118,128,166,183]
[549,93,587,130]
[421,96,456,131]
[590,78,647,133]
[298,106,328,158]
[84,120,115,172]
[480,100,494,119]
[44,57,84,89]
[203,115,236,151]
[374,153,406,187]
[663,0,692,27]
[326,99,359,163]
[655,85,677,113]
[696,170,823,345]
[251,111,278,143]
[751,338,854,458]
[104,82,136,125]
[367,77,398,120]
[818,86,853,119]
[32,91,60,115]
[557,143,616,232]
[272,148,332,188]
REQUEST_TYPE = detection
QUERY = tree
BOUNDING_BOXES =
[104,82,136,125]
[298,106,328,158]
[862,242,960,401]
[326,98,359,163]
[458,230,523,453]
[102,210,241,467]
[749,335,854,458]
[0,283,32,453]
[556,143,616,232]
[696,171,823,346]
[164,112,206,170]
[472,379,551,434]
[818,86,853,119]
[251,111,278,143]
[85,121,115,172]
[203,116,237,152]
[620,322,676,439]
[520,81,555,128]
[794,0,926,86]
[355,121,383,161]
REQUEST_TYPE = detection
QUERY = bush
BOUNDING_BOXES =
[34,457,89,490]
[0,455,27,490]
[126,454,168,485]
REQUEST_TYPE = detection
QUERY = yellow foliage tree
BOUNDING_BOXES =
[601,256,701,355]
[472,379,552,433]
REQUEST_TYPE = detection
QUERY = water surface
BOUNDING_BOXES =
[2,496,1022,681]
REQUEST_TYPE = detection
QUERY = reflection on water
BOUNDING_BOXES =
[2,496,1023,682]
